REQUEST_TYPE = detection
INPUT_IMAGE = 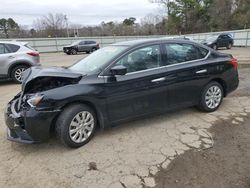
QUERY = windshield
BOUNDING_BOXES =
[206,35,218,42]
[69,46,127,74]
[71,41,80,45]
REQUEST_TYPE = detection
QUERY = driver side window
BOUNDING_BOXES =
[115,45,161,73]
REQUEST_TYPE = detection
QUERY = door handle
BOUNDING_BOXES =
[8,56,15,59]
[196,69,207,74]
[151,77,166,83]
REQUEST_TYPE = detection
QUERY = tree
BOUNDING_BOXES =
[0,18,19,38]
[123,17,136,26]
[33,13,67,37]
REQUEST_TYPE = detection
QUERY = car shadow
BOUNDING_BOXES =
[0,79,17,86]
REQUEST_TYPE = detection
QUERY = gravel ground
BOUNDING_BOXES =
[0,49,249,188]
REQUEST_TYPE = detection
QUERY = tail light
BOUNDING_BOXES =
[97,43,100,48]
[229,57,238,69]
[27,52,39,57]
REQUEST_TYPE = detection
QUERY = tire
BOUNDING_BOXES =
[71,49,77,55]
[197,81,224,112]
[86,51,90,54]
[212,44,217,50]
[11,65,29,84]
[91,47,97,53]
[227,43,232,49]
[56,104,97,148]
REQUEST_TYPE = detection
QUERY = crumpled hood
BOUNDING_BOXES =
[22,66,83,92]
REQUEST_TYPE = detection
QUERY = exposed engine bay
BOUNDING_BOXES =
[23,76,81,94]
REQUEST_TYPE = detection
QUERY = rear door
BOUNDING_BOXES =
[0,43,16,76]
[104,44,169,123]
[162,42,210,108]
[78,41,86,52]
[217,35,228,47]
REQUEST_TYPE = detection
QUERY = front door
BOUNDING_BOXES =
[104,44,169,123]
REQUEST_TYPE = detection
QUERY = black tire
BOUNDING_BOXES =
[11,65,29,84]
[227,43,232,49]
[197,81,224,112]
[212,44,217,50]
[86,51,90,54]
[66,52,71,55]
[56,104,97,148]
[71,49,77,55]
[91,47,97,53]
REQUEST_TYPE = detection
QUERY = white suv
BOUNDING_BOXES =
[0,41,40,83]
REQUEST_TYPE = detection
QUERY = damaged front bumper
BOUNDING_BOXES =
[5,97,61,144]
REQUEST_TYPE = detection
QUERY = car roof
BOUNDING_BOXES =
[111,38,201,48]
[0,40,28,46]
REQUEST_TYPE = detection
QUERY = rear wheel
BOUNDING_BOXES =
[197,81,224,112]
[56,104,97,148]
[11,65,29,84]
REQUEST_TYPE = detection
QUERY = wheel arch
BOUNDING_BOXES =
[8,62,32,77]
[209,78,227,97]
[50,100,105,133]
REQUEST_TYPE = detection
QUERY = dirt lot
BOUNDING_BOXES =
[0,48,250,188]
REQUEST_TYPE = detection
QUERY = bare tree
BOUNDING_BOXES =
[33,13,67,37]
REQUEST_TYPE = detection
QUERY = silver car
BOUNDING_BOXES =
[0,41,40,83]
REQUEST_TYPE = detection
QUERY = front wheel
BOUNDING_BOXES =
[91,47,97,52]
[197,82,224,112]
[212,44,217,50]
[227,43,232,49]
[56,104,97,148]
[71,49,77,55]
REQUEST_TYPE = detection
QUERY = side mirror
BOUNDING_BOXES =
[110,65,127,76]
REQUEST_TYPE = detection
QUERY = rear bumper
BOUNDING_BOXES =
[5,98,60,144]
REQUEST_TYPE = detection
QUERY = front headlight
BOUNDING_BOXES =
[27,94,43,107]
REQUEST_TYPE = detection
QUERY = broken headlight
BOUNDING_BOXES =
[27,94,44,107]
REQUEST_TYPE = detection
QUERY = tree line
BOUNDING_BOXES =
[0,0,249,38]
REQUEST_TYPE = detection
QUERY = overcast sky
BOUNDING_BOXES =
[0,0,162,27]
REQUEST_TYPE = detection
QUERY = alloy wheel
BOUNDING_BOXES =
[205,85,222,109]
[14,68,26,82]
[69,111,95,143]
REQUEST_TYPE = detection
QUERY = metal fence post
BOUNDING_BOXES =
[246,30,249,47]
[55,37,59,52]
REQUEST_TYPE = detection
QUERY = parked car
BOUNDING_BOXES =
[5,39,239,148]
[202,33,234,50]
[63,40,100,55]
[0,41,40,83]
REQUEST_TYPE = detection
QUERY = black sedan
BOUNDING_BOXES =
[5,39,239,148]
[202,33,234,50]
[63,40,99,55]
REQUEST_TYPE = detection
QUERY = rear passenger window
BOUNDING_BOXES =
[6,44,20,53]
[0,44,4,54]
[198,47,209,58]
[165,43,207,65]
[79,41,86,45]
[0,44,11,54]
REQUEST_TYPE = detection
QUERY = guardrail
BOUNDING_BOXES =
[1,29,249,52]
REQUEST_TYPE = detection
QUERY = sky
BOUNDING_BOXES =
[0,0,162,27]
